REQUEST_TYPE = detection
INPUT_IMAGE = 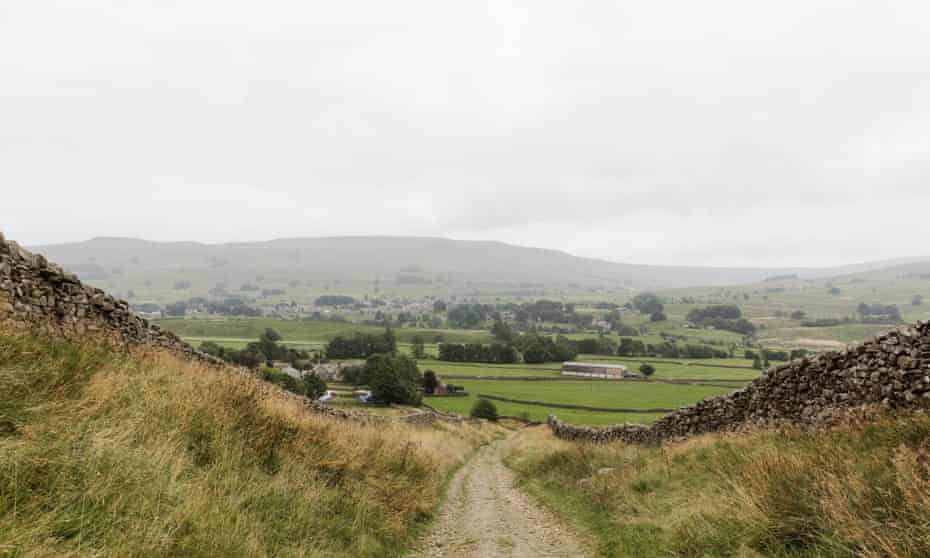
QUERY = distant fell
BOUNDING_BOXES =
[29,236,930,301]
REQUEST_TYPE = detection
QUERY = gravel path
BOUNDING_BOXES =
[408,433,591,558]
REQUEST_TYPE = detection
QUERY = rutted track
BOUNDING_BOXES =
[408,432,591,558]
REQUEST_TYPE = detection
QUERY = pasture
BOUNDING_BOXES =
[425,379,736,425]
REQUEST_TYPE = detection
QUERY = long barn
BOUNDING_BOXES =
[560,361,630,379]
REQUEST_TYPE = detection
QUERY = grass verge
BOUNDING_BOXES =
[0,330,494,557]
[504,414,930,557]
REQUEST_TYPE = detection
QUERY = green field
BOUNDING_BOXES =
[161,318,494,344]
[425,379,735,425]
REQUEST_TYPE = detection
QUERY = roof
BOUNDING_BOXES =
[562,361,629,370]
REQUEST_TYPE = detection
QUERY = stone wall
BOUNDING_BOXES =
[550,321,930,444]
[0,230,447,425]
[0,230,226,363]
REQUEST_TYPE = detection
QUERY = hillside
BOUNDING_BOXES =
[661,261,930,349]
[6,231,930,557]
[0,330,493,557]
[29,236,921,303]
[0,232,499,556]
[508,414,930,557]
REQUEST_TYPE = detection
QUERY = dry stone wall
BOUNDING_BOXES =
[0,230,447,425]
[550,321,930,444]
[0,230,221,362]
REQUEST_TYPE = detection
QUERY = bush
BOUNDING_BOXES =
[639,363,656,377]
[470,398,499,421]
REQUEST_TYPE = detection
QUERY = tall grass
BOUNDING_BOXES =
[0,330,493,557]
[506,414,930,557]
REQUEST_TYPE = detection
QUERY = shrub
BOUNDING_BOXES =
[639,363,656,377]
[470,398,499,421]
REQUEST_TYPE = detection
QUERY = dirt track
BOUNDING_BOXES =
[408,432,591,558]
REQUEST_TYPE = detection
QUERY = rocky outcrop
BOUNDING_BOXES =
[550,321,930,444]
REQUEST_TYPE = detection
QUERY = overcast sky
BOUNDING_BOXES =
[3,1,930,267]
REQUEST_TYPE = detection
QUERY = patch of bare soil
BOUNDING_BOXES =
[408,433,591,558]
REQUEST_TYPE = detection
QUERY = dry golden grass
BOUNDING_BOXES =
[0,330,498,557]
[506,414,930,557]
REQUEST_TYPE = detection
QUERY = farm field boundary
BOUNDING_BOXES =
[587,356,759,370]
[444,374,748,388]
[476,393,677,414]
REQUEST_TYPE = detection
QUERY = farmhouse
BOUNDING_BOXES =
[561,361,630,379]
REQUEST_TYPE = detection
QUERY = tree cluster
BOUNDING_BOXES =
[365,354,422,405]
[856,303,902,323]
[576,336,618,355]
[437,342,520,364]
[447,303,494,328]
[325,328,397,359]
[651,342,728,359]
[513,334,579,364]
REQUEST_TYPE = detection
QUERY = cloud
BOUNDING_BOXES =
[2,0,930,266]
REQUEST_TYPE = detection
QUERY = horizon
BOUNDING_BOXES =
[4,1,930,267]
[22,232,930,272]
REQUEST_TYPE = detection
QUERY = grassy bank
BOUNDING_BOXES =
[505,417,930,557]
[0,331,494,557]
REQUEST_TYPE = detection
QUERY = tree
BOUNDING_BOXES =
[639,363,656,377]
[491,319,514,342]
[422,370,439,394]
[650,311,667,322]
[433,300,447,313]
[383,327,397,354]
[365,354,422,405]
[302,373,327,399]
[257,328,284,360]
[410,335,426,359]
[234,350,263,369]
[632,293,664,315]
[790,310,806,320]
[340,364,367,386]
[752,356,762,370]
[470,398,499,421]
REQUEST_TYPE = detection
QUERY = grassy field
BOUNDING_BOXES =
[0,329,498,557]
[506,414,930,557]
[161,317,494,344]
[420,358,760,381]
[425,379,734,426]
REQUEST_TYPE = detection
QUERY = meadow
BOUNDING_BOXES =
[0,329,499,557]
[506,414,930,557]
[161,317,760,425]
[423,379,735,425]
[161,317,494,344]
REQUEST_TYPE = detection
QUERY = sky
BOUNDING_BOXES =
[3,1,930,267]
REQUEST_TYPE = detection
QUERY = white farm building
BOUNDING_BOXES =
[560,361,630,380]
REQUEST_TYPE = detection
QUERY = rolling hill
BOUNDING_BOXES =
[29,236,930,303]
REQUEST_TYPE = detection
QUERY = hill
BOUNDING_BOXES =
[0,231,498,556]
[30,236,924,302]
[0,330,493,557]
[660,260,930,349]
